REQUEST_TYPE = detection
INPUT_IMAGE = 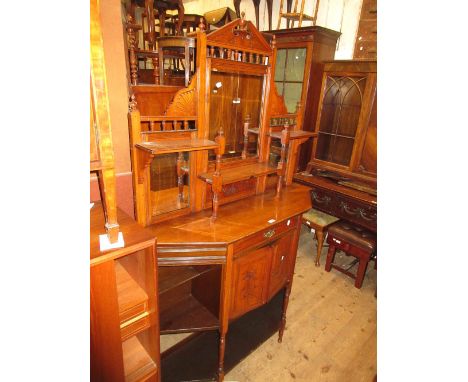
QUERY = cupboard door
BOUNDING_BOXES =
[268,231,295,297]
[230,246,272,319]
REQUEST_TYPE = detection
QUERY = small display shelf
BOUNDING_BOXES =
[198,162,277,185]
[136,139,218,155]
[159,266,213,294]
[115,260,148,324]
[269,130,317,140]
[159,265,221,335]
[122,333,158,382]
[160,294,220,334]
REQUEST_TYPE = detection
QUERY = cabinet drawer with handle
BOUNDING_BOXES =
[233,216,299,255]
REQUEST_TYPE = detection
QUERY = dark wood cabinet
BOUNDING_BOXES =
[307,60,377,185]
[264,27,340,171]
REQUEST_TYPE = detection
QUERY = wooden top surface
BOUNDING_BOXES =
[198,162,277,185]
[90,202,155,266]
[145,183,312,247]
[269,131,317,140]
[294,172,377,205]
[136,139,218,155]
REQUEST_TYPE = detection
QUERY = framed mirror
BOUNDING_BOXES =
[149,152,190,216]
[208,71,265,160]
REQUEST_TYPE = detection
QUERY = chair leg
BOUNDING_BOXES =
[325,244,336,272]
[354,256,370,289]
[314,228,324,267]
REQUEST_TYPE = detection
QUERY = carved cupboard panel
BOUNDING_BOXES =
[230,245,272,319]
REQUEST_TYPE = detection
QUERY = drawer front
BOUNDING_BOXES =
[356,20,377,42]
[233,217,299,255]
[310,188,337,216]
[336,196,377,231]
[120,312,151,341]
[354,40,377,59]
[360,0,377,19]
[310,187,377,231]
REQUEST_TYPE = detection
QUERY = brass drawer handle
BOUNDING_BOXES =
[264,229,275,238]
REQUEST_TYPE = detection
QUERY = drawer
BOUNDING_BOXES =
[360,0,377,19]
[120,311,151,341]
[336,196,377,232]
[354,40,377,59]
[233,216,299,256]
[356,20,377,42]
[310,188,336,215]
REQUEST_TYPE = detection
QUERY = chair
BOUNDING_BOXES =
[277,0,320,29]
[302,208,339,266]
[325,221,377,289]
[157,36,196,86]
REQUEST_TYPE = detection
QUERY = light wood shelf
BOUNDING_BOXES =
[122,335,158,382]
[159,266,213,294]
[115,261,149,324]
[160,294,219,334]
[269,130,317,140]
[198,162,277,185]
[136,139,218,155]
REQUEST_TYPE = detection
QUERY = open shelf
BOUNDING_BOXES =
[115,261,148,324]
[122,335,158,382]
[198,162,277,185]
[136,139,218,155]
[269,130,317,140]
[160,294,220,334]
[159,266,213,294]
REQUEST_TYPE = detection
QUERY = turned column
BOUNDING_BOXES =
[276,121,290,197]
[212,129,225,220]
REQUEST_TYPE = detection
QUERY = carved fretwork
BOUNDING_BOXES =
[165,73,197,117]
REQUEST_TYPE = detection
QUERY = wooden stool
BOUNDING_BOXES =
[325,221,376,289]
[302,208,339,267]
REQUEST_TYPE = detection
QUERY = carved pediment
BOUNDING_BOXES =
[206,18,272,54]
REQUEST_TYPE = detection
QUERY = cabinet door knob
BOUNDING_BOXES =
[281,255,285,261]
[264,229,275,238]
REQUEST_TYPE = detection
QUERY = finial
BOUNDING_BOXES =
[129,94,137,112]
[199,17,206,32]
[127,14,134,24]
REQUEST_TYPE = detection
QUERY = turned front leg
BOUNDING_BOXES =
[278,281,292,343]
[217,332,226,382]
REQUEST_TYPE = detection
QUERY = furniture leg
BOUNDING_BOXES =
[217,332,226,382]
[324,244,336,272]
[278,281,291,343]
[96,168,119,243]
[354,255,370,289]
[314,227,324,267]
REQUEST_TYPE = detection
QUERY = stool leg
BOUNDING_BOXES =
[314,228,325,267]
[325,244,336,272]
[355,256,370,289]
